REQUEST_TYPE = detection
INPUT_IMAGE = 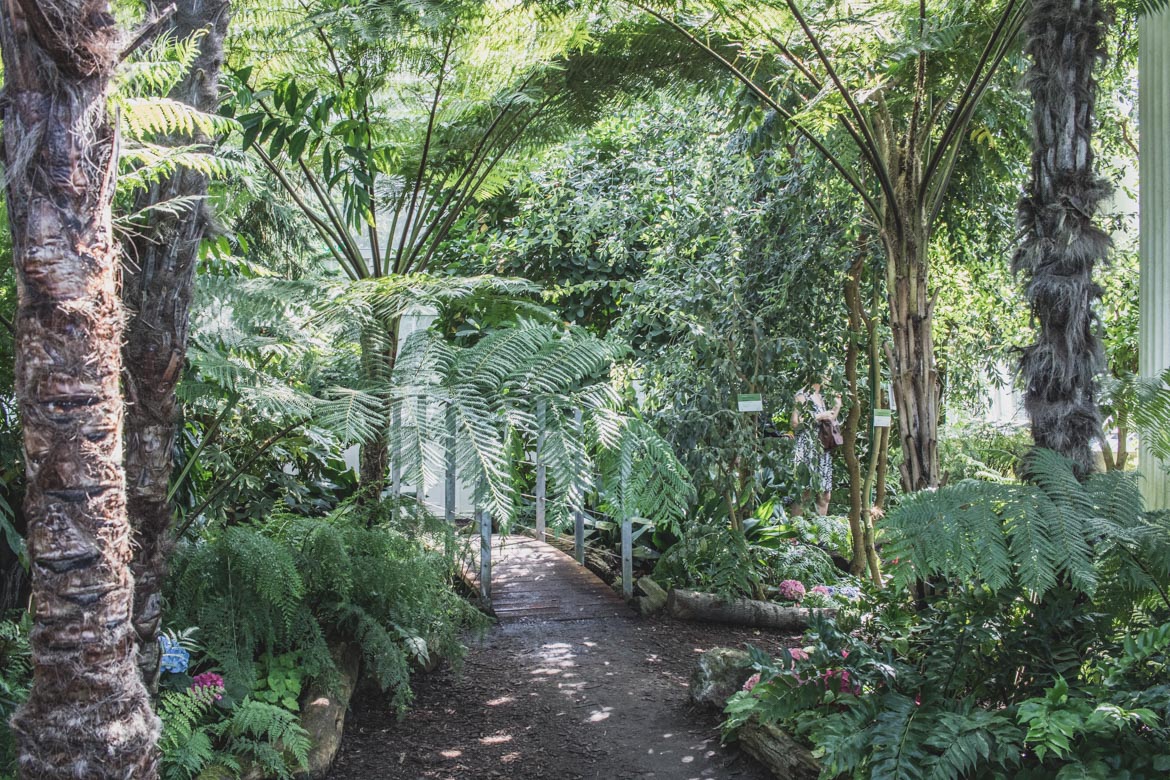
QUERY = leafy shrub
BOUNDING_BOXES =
[0,613,29,779]
[725,451,1170,778]
[166,501,487,713]
[158,684,311,780]
[937,421,1031,483]
[253,653,303,712]
[653,514,844,600]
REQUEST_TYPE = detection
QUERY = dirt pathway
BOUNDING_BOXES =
[329,615,795,780]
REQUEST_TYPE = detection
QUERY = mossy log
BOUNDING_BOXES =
[635,576,669,614]
[689,647,821,780]
[738,719,821,780]
[690,647,752,709]
[667,588,833,630]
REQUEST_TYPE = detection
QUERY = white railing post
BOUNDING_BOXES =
[621,517,633,600]
[573,408,585,565]
[535,400,546,541]
[1141,5,1170,509]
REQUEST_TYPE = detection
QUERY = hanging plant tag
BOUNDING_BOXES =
[737,393,763,412]
[873,408,892,428]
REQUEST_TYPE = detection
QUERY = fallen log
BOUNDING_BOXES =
[689,647,821,780]
[667,588,833,630]
[738,719,821,780]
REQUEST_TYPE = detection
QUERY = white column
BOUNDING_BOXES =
[1140,6,1170,510]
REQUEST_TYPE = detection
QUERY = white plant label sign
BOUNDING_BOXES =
[737,393,763,413]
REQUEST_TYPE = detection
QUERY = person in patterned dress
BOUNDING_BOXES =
[790,378,841,516]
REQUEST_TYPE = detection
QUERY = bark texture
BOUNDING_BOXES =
[666,589,831,630]
[0,1,160,776]
[1015,0,1111,475]
[123,0,231,685]
[842,254,867,574]
[880,134,940,491]
[737,720,821,780]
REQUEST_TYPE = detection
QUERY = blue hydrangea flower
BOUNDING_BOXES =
[838,586,861,601]
[159,635,190,674]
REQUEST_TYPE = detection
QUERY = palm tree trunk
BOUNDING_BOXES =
[0,2,160,776]
[1015,0,1111,476]
[123,0,231,687]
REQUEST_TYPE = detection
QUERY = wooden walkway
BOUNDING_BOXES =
[465,535,633,622]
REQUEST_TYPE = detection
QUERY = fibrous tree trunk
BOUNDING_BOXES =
[881,137,940,492]
[123,0,231,686]
[1015,0,1111,476]
[0,1,160,776]
[843,245,882,585]
[358,323,398,499]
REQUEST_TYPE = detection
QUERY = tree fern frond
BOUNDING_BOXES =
[887,450,1166,602]
[118,96,239,139]
[316,386,386,445]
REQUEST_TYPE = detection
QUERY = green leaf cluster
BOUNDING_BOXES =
[158,685,312,780]
[166,504,487,715]
[725,450,1170,778]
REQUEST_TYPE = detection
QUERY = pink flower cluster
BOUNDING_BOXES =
[820,667,861,695]
[191,671,225,701]
[777,579,806,602]
[743,672,761,692]
[810,585,833,598]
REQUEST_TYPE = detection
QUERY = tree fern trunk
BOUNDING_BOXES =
[358,322,398,499]
[123,0,231,687]
[0,2,160,776]
[1015,0,1111,476]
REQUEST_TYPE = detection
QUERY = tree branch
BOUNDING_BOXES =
[632,2,882,221]
[921,0,1023,203]
[396,31,454,272]
[173,417,305,538]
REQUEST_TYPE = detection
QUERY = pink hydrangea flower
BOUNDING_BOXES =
[810,585,834,598]
[778,579,806,601]
[743,672,761,692]
[788,647,809,662]
[192,671,225,701]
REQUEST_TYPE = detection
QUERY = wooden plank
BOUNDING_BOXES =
[465,535,632,623]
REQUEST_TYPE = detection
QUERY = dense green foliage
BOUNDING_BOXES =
[726,452,1170,778]
[166,504,486,712]
[1,0,1167,778]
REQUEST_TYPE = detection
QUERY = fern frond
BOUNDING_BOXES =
[119,96,239,140]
